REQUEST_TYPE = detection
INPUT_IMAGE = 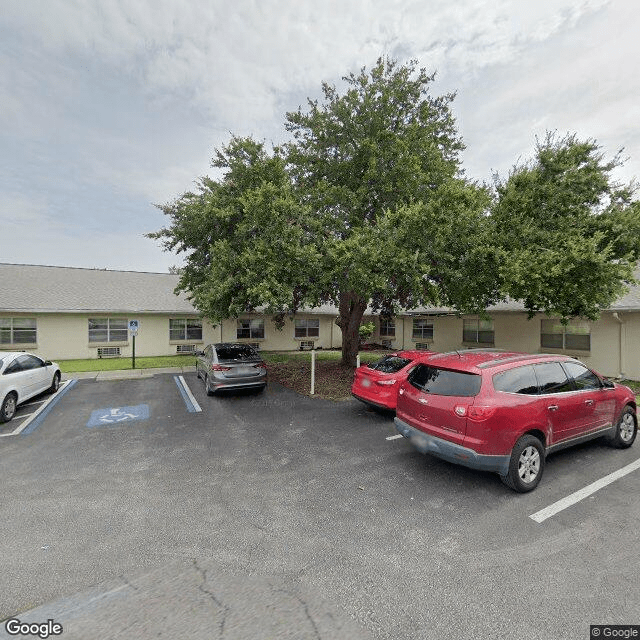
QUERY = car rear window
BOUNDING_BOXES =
[367,356,411,374]
[215,345,259,361]
[493,365,538,394]
[409,364,481,397]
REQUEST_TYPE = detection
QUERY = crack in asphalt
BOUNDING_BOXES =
[192,559,230,637]
[269,583,323,640]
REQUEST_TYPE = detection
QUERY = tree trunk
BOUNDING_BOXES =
[336,291,367,367]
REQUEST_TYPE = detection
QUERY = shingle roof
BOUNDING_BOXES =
[0,264,195,314]
[1,263,638,316]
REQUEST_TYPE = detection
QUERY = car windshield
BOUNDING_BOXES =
[367,356,411,374]
[409,365,481,397]
[215,345,259,361]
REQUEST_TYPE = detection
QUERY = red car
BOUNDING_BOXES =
[394,350,637,492]
[352,350,433,411]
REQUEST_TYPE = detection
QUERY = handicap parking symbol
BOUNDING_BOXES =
[87,404,149,428]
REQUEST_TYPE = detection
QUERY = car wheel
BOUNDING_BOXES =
[1,392,17,423]
[49,371,61,393]
[608,406,637,449]
[205,374,215,396]
[501,435,545,493]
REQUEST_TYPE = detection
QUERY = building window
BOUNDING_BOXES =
[170,318,203,341]
[295,318,319,338]
[237,318,264,340]
[0,318,37,344]
[379,318,395,337]
[88,318,128,343]
[541,319,590,351]
[463,317,494,344]
[412,318,434,340]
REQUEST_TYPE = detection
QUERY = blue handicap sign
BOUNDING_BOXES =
[87,404,149,428]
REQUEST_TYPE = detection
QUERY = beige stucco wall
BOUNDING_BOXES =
[219,314,342,350]
[369,311,640,381]
[1,309,638,379]
[0,312,217,361]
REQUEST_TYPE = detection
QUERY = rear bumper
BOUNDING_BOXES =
[393,417,510,476]
[352,391,395,411]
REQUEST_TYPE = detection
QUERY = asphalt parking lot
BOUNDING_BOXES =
[0,373,638,639]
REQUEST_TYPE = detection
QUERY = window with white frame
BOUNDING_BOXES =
[294,318,319,338]
[379,318,395,337]
[88,318,128,343]
[541,319,590,351]
[169,318,203,341]
[412,318,434,340]
[237,318,264,339]
[0,318,37,344]
[463,317,494,344]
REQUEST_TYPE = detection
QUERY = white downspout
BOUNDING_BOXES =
[612,312,625,379]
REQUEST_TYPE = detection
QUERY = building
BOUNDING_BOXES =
[1,263,639,380]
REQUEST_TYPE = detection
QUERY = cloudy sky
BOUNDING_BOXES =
[1,0,638,273]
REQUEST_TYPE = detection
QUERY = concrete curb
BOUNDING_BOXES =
[63,366,196,382]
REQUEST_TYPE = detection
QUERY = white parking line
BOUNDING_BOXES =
[178,375,202,413]
[530,458,640,523]
[386,434,404,441]
[0,380,73,437]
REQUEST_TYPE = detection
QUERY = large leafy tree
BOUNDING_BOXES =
[492,133,640,321]
[284,57,495,363]
[149,136,322,324]
[151,57,496,366]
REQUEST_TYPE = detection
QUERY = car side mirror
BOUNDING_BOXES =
[602,379,615,389]
[195,350,204,357]
[43,360,52,366]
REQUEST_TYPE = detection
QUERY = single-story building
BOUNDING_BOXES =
[1,263,639,380]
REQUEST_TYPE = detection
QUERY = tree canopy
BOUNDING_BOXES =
[150,58,639,366]
[492,132,640,321]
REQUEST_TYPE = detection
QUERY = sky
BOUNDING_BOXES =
[1,0,638,274]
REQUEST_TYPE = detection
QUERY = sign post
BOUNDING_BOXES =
[128,320,139,369]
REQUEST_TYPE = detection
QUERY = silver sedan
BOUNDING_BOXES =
[196,343,267,395]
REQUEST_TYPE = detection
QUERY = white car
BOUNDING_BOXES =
[0,352,61,423]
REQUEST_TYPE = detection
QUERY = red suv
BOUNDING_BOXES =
[394,350,637,492]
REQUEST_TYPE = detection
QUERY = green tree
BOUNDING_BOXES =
[492,132,640,321]
[284,56,496,364]
[150,58,496,366]
[149,136,322,324]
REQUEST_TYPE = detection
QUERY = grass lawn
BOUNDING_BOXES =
[58,354,197,372]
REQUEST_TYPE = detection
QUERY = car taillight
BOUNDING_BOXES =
[375,379,397,386]
[211,364,231,371]
[453,405,496,421]
[253,362,267,369]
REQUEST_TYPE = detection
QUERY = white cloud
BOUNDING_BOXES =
[0,0,638,271]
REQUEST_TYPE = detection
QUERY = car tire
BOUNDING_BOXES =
[205,374,215,396]
[49,371,61,394]
[501,435,545,493]
[608,406,637,449]
[1,392,17,423]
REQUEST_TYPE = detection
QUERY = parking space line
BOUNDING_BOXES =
[173,375,202,413]
[386,434,403,441]
[530,457,640,523]
[0,380,77,437]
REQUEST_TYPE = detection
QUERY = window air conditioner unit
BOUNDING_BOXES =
[381,339,392,348]
[415,343,430,351]
[299,341,315,350]
[176,344,197,354]
[97,347,121,358]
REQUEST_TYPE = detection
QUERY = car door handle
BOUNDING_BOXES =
[547,405,559,411]
[418,398,429,405]
[584,399,594,406]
